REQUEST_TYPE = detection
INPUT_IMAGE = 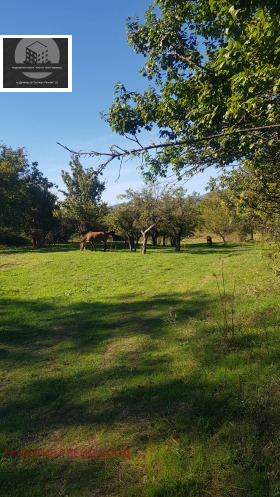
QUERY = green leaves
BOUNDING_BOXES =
[100,0,280,180]
[228,5,240,20]
[60,155,106,235]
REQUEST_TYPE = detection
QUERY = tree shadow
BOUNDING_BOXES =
[0,240,134,254]
[0,240,255,255]
[0,289,278,496]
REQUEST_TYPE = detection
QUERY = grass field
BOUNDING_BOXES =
[1,240,280,497]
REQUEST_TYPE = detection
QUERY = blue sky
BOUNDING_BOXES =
[0,0,219,204]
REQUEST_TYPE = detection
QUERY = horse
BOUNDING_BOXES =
[206,236,212,247]
[80,232,109,252]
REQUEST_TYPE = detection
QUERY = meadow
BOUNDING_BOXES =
[1,239,280,497]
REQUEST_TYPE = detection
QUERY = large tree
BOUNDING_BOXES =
[24,162,58,248]
[207,168,264,240]
[0,144,29,239]
[200,190,235,243]
[59,0,280,186]
[61,155,106,235]
[120,184,166,254]
[0,145,58,246]
[163,189,200,251]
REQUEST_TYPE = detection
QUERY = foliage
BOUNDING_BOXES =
[61,154,106,235]
[0,144,57,246]
[162,188,200,250]
[106,186,200,252]
[200,190,235,242]
[0,144,29,236]
[106,203,141,251]
[23,162,58,248]
[207,169,264,240]
[119,184,166,253]
[98,0,280,180]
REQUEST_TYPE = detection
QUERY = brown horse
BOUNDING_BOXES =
[80,232,108,251]
[206,236,212,247]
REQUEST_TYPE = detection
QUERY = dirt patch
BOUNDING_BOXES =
[0,263,20,270]
[102,336,145,367]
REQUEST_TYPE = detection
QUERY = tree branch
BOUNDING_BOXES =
[57,124,280,164]
[163,51,214,74]
[141,222,158,235]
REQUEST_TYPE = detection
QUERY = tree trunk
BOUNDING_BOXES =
[141,232,148,254]
[221,234,226,243]
[78,220,86,237]
[250,228,254,240]
[162,234,166,246]
[170,236,176,247]
[175,236,181,252]
[141,223,158,254]
[134,237,139,252]
[128,237,135,251]
[151,234,157,246]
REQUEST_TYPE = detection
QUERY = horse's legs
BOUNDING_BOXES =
[104,241,107,252]
[90,241,94,251]
[92,242,96,251]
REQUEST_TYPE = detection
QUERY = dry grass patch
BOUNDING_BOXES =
[102,336,147,367]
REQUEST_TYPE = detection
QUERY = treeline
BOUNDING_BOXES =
[105,181,266,254]
[0,145,107,247]
[1,143,278,260]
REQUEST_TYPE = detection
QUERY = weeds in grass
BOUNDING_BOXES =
[214,261,236,342]
[166,307,177,327]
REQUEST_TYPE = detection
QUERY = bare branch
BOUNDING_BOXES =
[115,156,124,182]
[57,124,280,173]
[124,133,143,148]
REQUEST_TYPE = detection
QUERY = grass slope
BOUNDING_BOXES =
[0,241,280,497]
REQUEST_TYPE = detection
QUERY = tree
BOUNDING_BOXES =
[0,144,58,246]
[24,162,58,248]
[106,203,141,251]
[61,155,106,235]
[120,184,165,254]
[200,190,234,243]
[207,168,264,240]
[0,144,29,241]
[163,189,200,251]
[51,203,77,243]
[59,0,280,186]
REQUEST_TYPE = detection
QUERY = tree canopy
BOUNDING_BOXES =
[0,144,58,246]
[61,155,107,235]
[59,0,280,182]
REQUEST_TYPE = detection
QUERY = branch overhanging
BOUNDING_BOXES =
[57,124,280,173]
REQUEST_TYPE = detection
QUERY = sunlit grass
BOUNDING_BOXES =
[0,240,280,496]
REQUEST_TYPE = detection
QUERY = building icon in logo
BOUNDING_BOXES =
[26,41,48,64]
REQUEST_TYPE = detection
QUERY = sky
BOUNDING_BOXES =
[0,0,219,205]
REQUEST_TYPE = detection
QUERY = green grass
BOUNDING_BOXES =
[1,240,280,496]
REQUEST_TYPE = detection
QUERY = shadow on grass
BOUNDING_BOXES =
[0,240,256,255]
[0,243,79,254]
[182,242,254,255]
[0,289,278,496]
[0,241,132,254]
[0,290,212,357]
